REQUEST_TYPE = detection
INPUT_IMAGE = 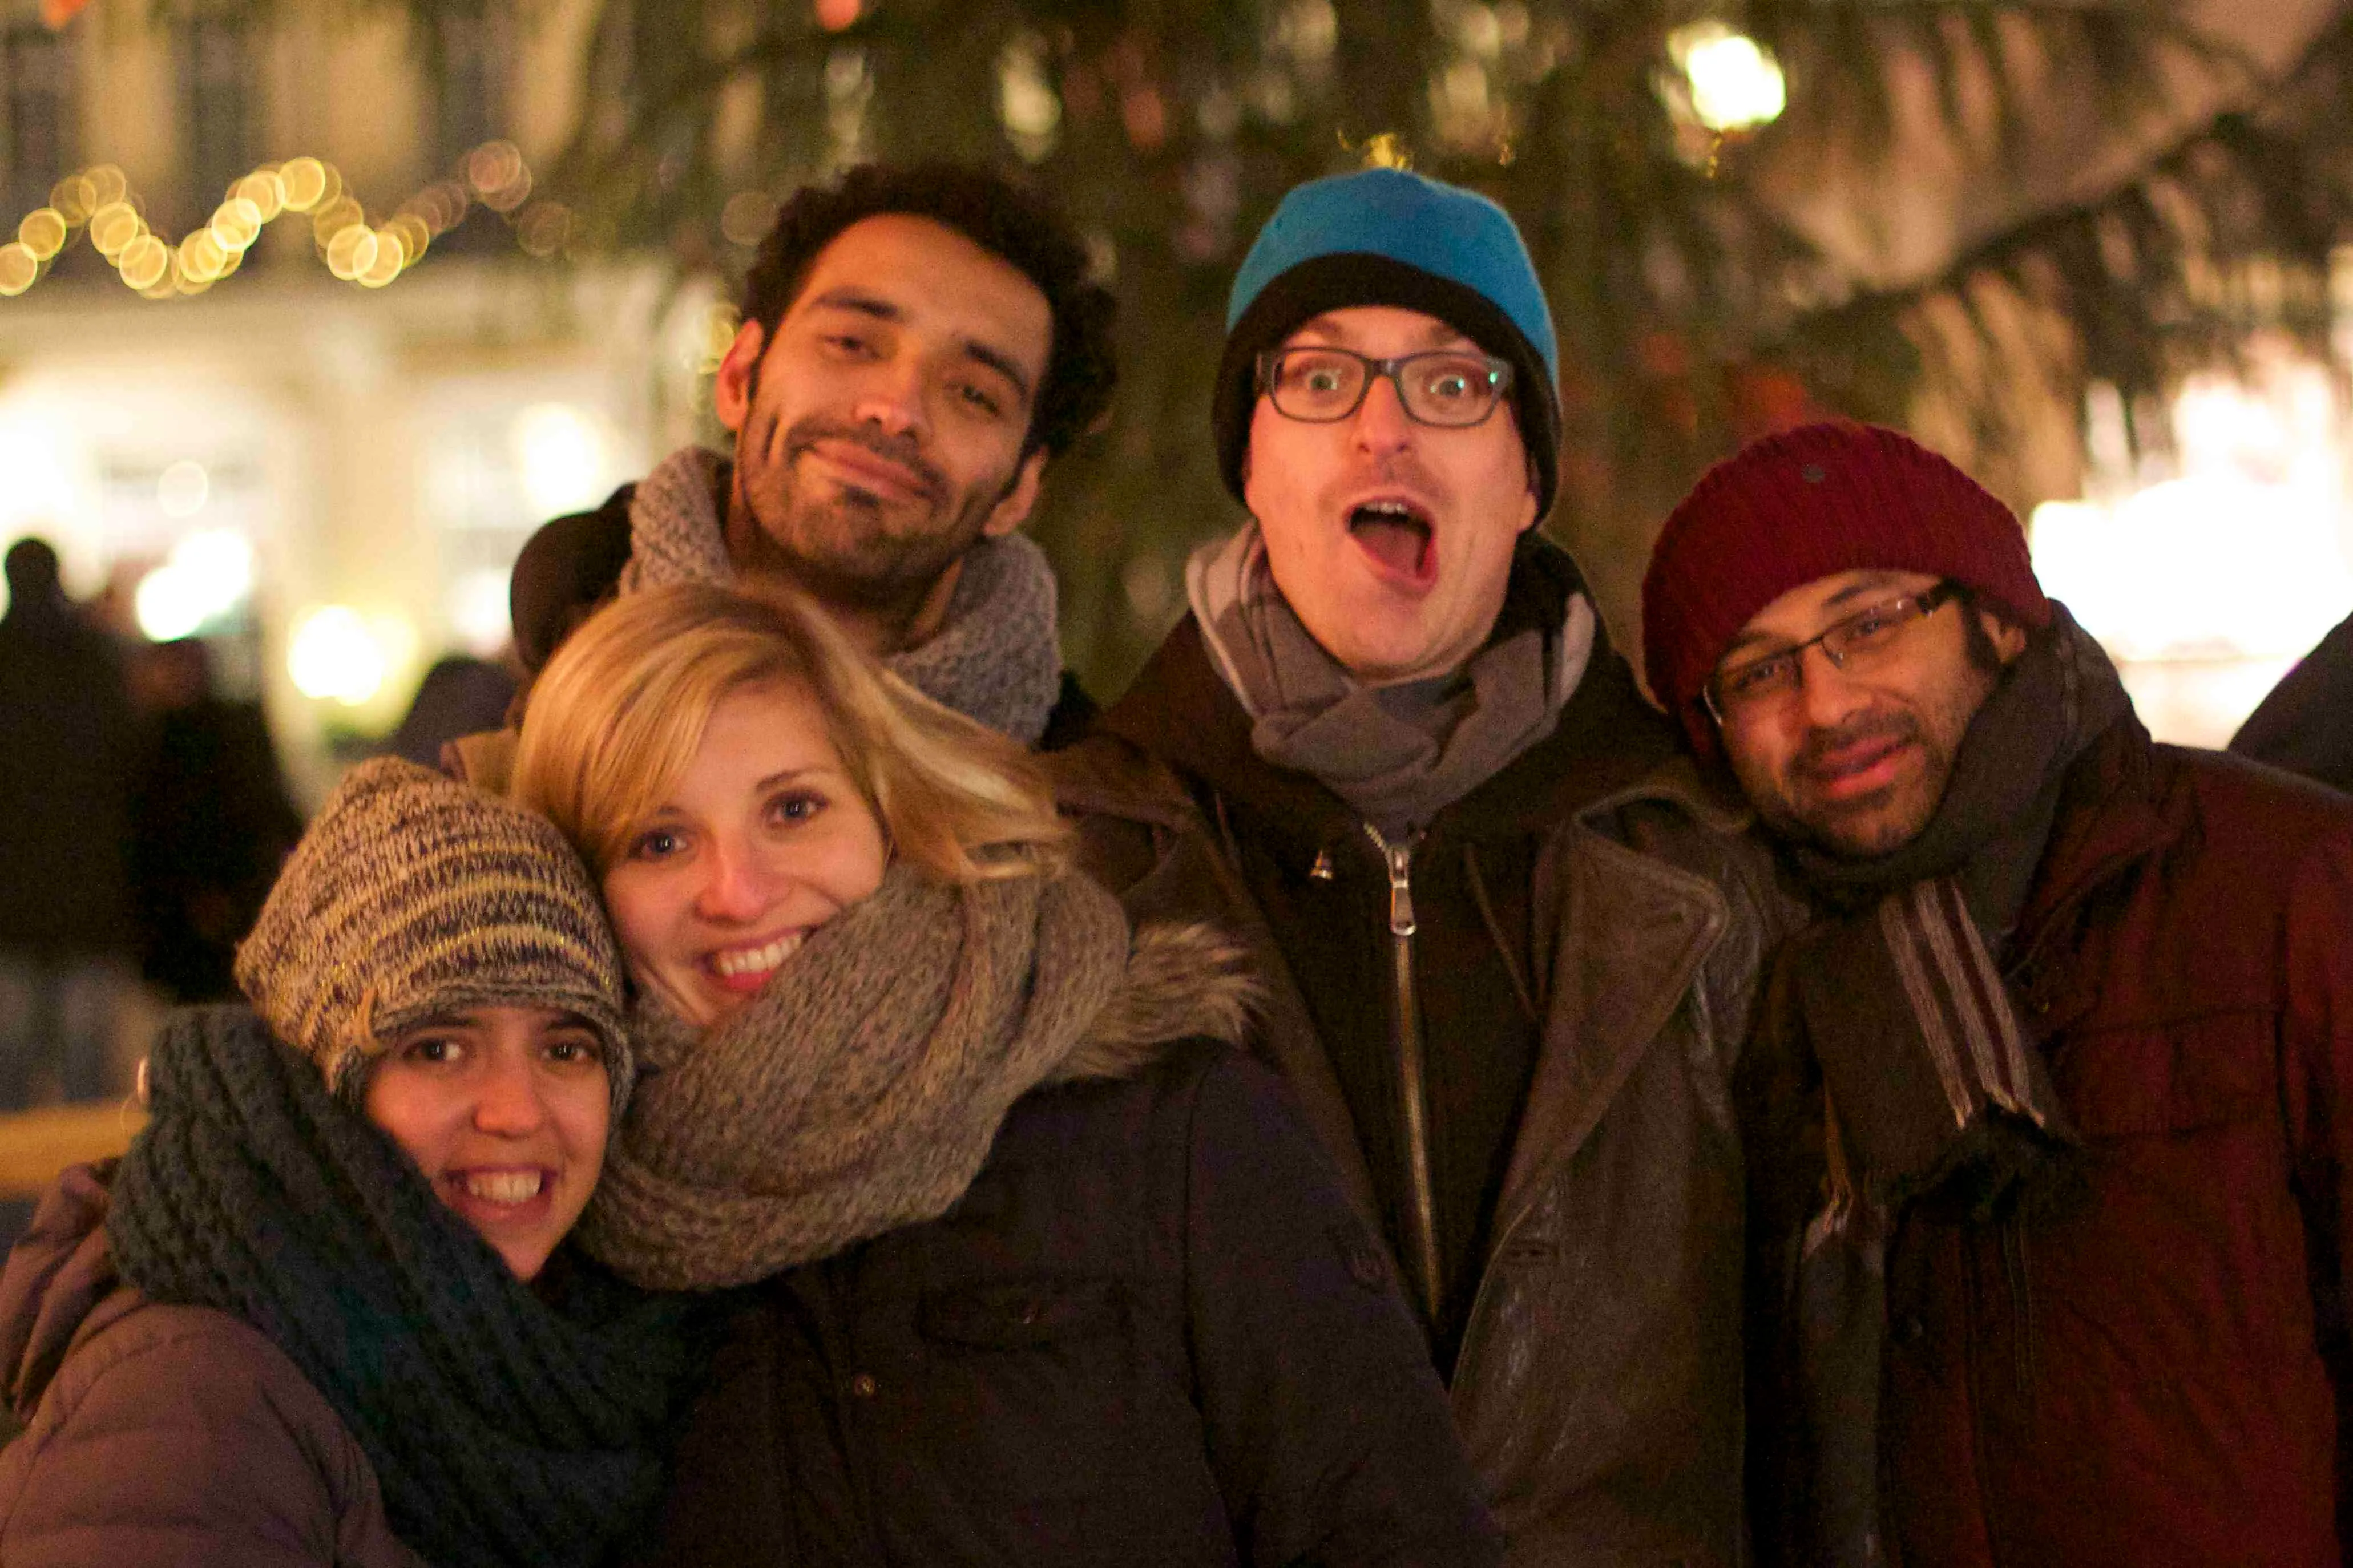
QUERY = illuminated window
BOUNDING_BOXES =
[1,24,78,223]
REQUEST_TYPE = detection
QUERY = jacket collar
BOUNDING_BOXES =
[1099,536,1713,854]
[2007,712,2173,1028]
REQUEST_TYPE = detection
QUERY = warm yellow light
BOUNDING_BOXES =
[385,213,431,266]
[1667,22,1786,133]
[86,165,127,208]
[17,209,64,261]
[210,197,263,253]
[356,229,405,287]
[512,403,612,515]
[156,460,209,518]
[88,201,140,257]
[178,229,228,283]
[279,156,328,212]
[118,234,169,290]
[288,605,390,705]
[135,527,253,637]
[48,175,95,224]
[310,195,364,248]
[325,224,378,281]
[0,245,37,297]
[235,171,286,222]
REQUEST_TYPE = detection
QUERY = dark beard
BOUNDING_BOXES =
[731,415,1014,612]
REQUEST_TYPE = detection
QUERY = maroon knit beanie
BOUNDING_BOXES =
[1641,421,2051,756]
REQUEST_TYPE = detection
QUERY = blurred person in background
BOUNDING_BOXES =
[389,652,520,771]
[0,536,140,1106]
[127,637,304,1004]
[2231,605,2353,794]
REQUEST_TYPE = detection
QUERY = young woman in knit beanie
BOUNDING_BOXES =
[0,757,700,1568]
[510,580,1500,1567]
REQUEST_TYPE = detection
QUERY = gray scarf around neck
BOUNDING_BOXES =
[619,446,1065,745]
[1186,521,1593,836]
[575,862,1135,1291]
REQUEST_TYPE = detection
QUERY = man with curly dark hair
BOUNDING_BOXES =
[498,162,1117,751]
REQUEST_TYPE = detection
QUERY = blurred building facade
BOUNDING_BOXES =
[0,0,717,803]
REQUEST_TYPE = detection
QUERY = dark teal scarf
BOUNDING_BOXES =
[110,1006,700,1568]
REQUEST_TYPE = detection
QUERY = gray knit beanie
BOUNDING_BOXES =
[234,757,632,1115]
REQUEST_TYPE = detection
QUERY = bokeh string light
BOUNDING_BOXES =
[0,140,575,301]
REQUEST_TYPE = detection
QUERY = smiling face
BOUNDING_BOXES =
[1715,568,2027,857]
[1241,305,1539,683]
[362,1005,611,1281]
[600,679,889,1030]
[714,215,1053,633]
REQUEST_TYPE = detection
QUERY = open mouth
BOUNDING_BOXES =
[708,931,805,989]
[1347,499,1437,587]
[460,1170,544,1206]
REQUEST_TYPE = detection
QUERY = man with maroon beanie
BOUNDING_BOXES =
[1643,418,2353,1568]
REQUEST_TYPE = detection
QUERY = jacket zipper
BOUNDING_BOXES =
[1365,821,1443,1329]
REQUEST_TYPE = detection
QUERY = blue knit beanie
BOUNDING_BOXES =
[1214,167,1562,518]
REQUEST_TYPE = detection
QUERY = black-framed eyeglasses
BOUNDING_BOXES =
[1702,583,1963,724]
[1254,346,1514,428]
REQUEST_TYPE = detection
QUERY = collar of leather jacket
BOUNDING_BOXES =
[1099,535,1737,859]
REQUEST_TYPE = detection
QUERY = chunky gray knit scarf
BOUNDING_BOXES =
[617,446,1065,744]
[1186,522,1593,836]
[577,862,1136,1291]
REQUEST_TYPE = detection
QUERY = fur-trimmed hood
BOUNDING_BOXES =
[1051,922,1260,1085]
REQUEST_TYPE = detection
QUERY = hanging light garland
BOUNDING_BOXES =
[0,139,578,301]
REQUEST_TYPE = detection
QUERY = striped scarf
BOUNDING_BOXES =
[1783,605,2127,1215]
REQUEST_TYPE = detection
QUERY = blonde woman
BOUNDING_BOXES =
[513,581,1498,1568]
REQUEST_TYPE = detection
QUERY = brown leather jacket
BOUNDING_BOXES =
[0,1165,424,1568]
[1051,569,1786,1566]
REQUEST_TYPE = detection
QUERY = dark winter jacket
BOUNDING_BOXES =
[0,1163,424,1568]
[508,484,1098,747]
[2234,607,2353,794]
[1049,543,1785,1566]
[633,1037,1501,1568]
[1745,716,2353,1567]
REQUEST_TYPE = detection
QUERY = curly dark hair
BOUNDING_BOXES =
[738,161,1117,462]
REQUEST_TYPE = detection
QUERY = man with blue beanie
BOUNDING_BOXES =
[1055,164,1780,1566]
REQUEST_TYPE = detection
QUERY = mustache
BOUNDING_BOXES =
[1793,711,1920,775]
[781,418,948,503]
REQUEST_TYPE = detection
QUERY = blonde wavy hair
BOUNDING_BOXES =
[511,581,1068,884]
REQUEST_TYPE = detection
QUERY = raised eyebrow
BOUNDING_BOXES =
[754,766,825,793]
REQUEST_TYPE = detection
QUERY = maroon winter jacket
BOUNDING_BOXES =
[1746,716,2353,1567]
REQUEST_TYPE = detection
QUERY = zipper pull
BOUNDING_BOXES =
[1365,825,1417,936]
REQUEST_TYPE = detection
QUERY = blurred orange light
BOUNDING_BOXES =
[816,0,861,29]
